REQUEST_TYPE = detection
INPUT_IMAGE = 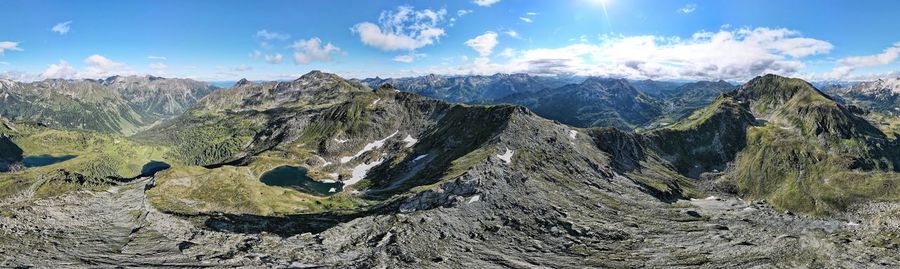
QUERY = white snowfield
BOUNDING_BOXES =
[345,159,385,185]
[496,148,514,164]
[339,131,398,163]
[568,130,577,139]
[402,134,418,147]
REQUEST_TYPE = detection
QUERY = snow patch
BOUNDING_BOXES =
[334,138,348,144]
[328,187,337,193]
[339,131,398,163]
[345,159,385,186]
[467,195,480,204]
[568,130,577,139]
[402,134,418,147]
[413,154,428,162]
[496,148,514,164]
[372,98,381,106]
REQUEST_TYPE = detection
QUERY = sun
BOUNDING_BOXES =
[586,0,612,25]
[588,0,611,7]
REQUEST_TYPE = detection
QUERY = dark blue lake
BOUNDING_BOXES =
[22,154,77,167]
[141,161,171,176]
[259,166,343,196]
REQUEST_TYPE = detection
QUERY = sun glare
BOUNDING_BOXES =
[588,0,612,26]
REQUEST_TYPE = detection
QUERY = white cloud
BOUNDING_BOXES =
[519,12,537,23]
[0,42,23,56]
[51,21,72,35]
[147,55,167,60]
[150,63,169,69]
[457,9,472,16]
[0,71,38,82]
[149,62,168,70]
[233,64,252,72]
[265,53,284,64]
[504,30,520,39]
[570,35,590,43]
[393,53,426,63]
[148,62,168,76]
[423,27,833,81]
[85,54,124,70]
[82,54,132,78]
[291,37,341,64]
[677,4,697,14]
[40,60,78,79]
[465,31,499,57]
[250,50,262,59]
[499,48,516,58]
[36,55,137,79]
[256,29,290,40]
[824,42,900,79]
[472,0,500,7]
[351,6,447,52]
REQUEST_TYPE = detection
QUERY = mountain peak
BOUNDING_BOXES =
[234,78,251,87]
[296,70,344,82]
[580,77,632,90]
[734,74,825,103]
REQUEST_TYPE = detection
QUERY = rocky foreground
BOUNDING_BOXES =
[1,174,898,268]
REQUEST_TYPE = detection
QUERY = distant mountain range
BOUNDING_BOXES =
[366,74,735,129]
[497,77,664,129]
[823,77,900,116]
[360,73,575,104]
[0,75,217,134]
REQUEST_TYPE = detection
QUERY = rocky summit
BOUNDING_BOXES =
[0,71,898,268]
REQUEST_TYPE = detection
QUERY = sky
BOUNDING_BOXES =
[1,0,899,82]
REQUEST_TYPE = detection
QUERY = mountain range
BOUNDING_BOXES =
[0,75,217,134]
[824,77,900,116]
[360,73,574,103]
[0,72,898,267]
[366,74,737,130]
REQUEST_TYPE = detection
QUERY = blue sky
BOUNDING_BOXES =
[1,0,899,81]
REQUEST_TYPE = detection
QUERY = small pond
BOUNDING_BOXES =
[22,154,77,167]
[259,166,343,196]
[141,161,171,176]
